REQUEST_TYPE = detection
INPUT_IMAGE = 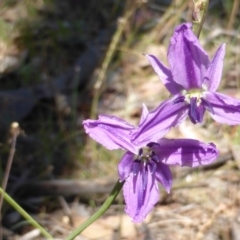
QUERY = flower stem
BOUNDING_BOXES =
[65,180,124,240]
[192,0,209,38]
[0,187,53,239]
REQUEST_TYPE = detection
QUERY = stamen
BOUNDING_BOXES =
[175,89,213,124]
[135,145,160,181]
[189,97,198,123]
[142,166,148,190]
[189,97,205,123]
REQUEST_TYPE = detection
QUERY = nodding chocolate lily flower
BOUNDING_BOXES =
[83,105,219,222]
[146,22,240,124]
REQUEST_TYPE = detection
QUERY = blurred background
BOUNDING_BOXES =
[0,0,240,239]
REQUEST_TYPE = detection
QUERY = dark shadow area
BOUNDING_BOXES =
[0,0,126,233]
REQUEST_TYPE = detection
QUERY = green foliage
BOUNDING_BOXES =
[222,0,234,15]
[0,19,12,42]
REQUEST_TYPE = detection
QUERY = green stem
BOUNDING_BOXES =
[192,0,209,38]
[65,180,124,240]
[0,188,53,239]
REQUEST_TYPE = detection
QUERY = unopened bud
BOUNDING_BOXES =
[192,0,209,37]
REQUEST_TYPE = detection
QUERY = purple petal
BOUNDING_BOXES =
[146,54,183,95]
[173,95,185,104]
[149,161,157,175]
[83,115,137,153]
[132,160,141,176]
[118,152,134,181]
[203,44,226,92]
[205,91,240,125]
[142,166,148,190]
[152,138,219,167]
[201,97,214,114]
[168,23,209,89]
[123,169,159,223]
[139,103,149,125]
[131,98,188,146]
[188,97,206,124]
[155,162,172,193]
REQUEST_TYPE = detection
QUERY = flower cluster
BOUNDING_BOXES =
[83,23,240,222]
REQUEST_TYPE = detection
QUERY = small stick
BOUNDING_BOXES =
[0,122,20,211]
[0,122,19,240]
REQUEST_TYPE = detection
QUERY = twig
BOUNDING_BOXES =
[0,122,20,240]
[58,196,73,226]
[153,0,188,41]
[227,0,239,30]
[90,6,137,119]
[0,122,19,211]
[196,204,227,240]
[17,178,117,197]
[89,2,141,160]
[18,229,41,240]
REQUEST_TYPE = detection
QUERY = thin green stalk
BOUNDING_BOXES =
[192,0,209,38]
[0,188,53,239]
[65,180,124,240]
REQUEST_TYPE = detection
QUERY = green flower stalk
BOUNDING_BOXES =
[65,180,124,240]
[192,0,209,37]
[0,188,53,239]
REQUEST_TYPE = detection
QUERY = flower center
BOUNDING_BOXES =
[138,147,152,165]
[173,89,214,124]
[132,143,160,175]
[132,143,160,189]
[184,91,203,106]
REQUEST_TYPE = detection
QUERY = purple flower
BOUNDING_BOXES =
[146,22,240,124]
[83,105,219,222]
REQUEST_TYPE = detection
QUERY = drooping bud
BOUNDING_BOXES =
[192,0,209,38]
